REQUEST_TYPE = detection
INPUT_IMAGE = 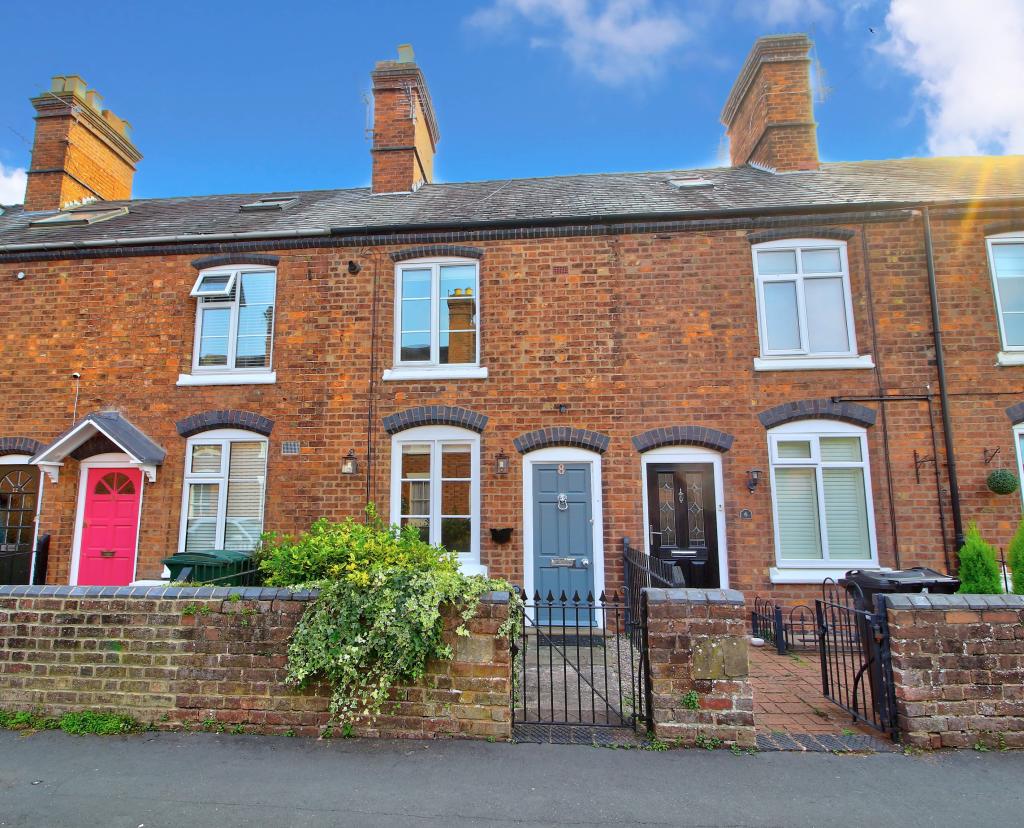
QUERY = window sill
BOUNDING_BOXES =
[382,366,489,381]
[996,351,1024,366]
[177,371,277,387]
[770,565,884,584]
[753,355,874,372]
[459,559,488,577]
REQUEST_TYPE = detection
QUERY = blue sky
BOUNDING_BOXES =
[1,0,1022,203]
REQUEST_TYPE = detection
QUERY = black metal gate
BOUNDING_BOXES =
[816,582,898,738]
[622,538,682,648]
[512,589,648,731]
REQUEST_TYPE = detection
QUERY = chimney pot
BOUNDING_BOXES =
[86,90,103,113]
[397,43,415,64]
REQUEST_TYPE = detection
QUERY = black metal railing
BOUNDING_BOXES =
[750,596,817,655]
[816,579,898,739]
[512,588,647,730]
[622,538,683,648]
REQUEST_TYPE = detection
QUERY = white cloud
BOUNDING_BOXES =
[881,0,1024,155]
[0,163,27,205]
[733,0,834,27]
[466,0,692,86]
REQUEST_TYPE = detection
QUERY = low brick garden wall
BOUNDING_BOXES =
[0,585,511,740]
[643,587,755,747]
[886,592,1024,749]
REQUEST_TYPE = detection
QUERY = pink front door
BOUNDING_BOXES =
[77,468,142,586]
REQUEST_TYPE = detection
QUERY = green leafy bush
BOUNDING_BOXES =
[256,505,458,587]
[259,504,519,724]
[986,468,1020,495]
[957,523,1002,594]
[1008,520,1024,595]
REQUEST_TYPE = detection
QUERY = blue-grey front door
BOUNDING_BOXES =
[533,462,595,624]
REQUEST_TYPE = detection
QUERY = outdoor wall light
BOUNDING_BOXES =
[495,451,510,476]
[746,469,763,493]
[341,449,359,475]
[347,260,362,275]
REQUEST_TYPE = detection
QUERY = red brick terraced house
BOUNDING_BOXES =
[2,35,1024,607]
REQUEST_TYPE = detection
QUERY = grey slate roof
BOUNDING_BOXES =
[1,156,1023,252]
[32,411,166,466]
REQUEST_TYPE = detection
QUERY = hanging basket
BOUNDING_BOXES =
[986,468,1020,495]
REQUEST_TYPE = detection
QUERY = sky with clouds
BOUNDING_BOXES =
[1,0,1022,205]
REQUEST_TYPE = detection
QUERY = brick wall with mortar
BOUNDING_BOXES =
[2,207,1023,604]
[642,587,754,747]
[0,585,511,740]
[885,592,1024,749]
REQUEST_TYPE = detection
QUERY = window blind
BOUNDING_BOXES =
[774,467,823,560]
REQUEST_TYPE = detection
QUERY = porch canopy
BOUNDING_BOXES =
[31,411,166,483]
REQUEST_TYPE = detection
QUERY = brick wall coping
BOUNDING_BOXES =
[884,592,1024,610]
[643,587,745,606]
[0,583,510,604]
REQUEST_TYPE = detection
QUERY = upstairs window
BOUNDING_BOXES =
[395,260,479,368]
[753,240,858,360]
[987,235,1024,350]
[190,267,276,373]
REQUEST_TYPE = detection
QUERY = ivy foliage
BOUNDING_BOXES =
[956,522,1002,595]
[257,505,520,724]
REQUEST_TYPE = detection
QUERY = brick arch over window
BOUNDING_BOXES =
[632,426,735,453]
[190,254,280,270]
[985,221,1024,237]
[513,427,610,455]
[0,437,43,457]
[176,410,275,438]
[746,227,855,244]
[758,399,876,429]
[383,406,488,435]
[1005,402,1024,425]
[389,245,484,263]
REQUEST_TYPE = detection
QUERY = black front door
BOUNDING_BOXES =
[0,466,39,585]
[646,463,719,588]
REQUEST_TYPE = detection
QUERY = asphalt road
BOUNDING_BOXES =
[1,730,1021,827]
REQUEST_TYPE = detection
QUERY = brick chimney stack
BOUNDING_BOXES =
[370,45,440,194]
[23,75,142,212]
[720,35,819,172]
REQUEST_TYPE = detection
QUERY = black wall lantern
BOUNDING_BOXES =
[746,469,763,493]
[495,451,510,476]
[341,449,359,475]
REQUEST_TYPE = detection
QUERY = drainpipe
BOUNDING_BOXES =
[922,207,964,551]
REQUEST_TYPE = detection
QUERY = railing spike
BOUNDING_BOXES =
[599,590,606,603]
[559,590,568,603]
[586,590,594,603]
[546,590,555,603]
[533,590,541,602]
[572,590,581,603]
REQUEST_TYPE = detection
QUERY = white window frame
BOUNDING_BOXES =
[1013,424,1024,507]
[177,428,269,554]
[384,258,488,381]
[388,425,483,575]
[987,233,1024,364]
[178,265,278,386]
[752,239,873,371]
[767,419,879,583]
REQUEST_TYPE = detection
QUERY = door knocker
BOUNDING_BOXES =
[557,493,569,511]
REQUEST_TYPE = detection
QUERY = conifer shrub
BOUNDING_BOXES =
[956,523,1002,594]
[1008,519,1024,595]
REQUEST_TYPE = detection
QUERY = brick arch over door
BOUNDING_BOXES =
[513,427,610,454]
[632,426,735,453]
[758,398,876,429]
[176,410,275,438]
[0,437,43,457]
[382,406,488,435]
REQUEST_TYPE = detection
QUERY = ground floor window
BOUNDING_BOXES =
[389,425,480,570]
[179,429,268,553]
[768,420,877,573]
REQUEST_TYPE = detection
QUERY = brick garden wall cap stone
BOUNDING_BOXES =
[632,426,734,453]
[513,427,610,454]
[643,587,745,605]
[758,398,876,429]
[176,410,275,438]
[0,584,319,601]
[885,592,1024,610]
[382,406,488,435]
[389,245,485,262]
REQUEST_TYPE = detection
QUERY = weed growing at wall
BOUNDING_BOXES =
[1008,520,1024,595]
[259,505,520,725]
[0,709,140,735]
